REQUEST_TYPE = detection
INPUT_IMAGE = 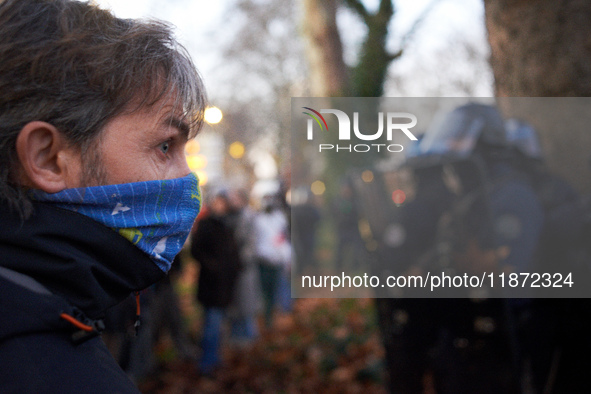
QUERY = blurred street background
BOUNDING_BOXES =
[93,0,591,392]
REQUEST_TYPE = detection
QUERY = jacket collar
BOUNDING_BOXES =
[0,202,165,318]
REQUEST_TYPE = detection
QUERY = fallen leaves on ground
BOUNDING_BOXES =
[139,298,387,394]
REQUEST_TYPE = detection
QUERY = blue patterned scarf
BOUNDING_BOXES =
[30,173,202,272]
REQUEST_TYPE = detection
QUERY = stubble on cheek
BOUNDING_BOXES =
[79,141,109,187]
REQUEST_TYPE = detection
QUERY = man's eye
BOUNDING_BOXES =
[159,141,170,155]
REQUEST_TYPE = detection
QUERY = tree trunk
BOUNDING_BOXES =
[349,0,399,97]
[301,0,349,97]
[485,0,591,97]
[484,0,591,192]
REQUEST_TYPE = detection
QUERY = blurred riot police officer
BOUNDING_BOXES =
[372,103,546,393]
[503,119,591,393]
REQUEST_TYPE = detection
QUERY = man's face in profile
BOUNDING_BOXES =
[16,94,193,193]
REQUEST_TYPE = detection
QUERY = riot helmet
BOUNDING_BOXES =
[505,118,544,160]
[419,103,507,159]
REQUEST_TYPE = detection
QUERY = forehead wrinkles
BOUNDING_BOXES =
[141,65,204,138]
[125,85,195,137]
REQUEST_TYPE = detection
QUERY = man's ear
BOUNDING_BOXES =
[16,121,82,193]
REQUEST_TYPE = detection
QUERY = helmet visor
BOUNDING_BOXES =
[419,109,484,158]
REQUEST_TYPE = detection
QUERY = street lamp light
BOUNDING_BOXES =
[187,106,224,186]
[204,106,223,124]
[228,141,245,159]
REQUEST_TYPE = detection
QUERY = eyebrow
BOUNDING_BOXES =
[163,116,191,139]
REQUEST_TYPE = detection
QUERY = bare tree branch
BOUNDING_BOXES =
[387,48,403,62]
[342,0,369,21]
[378,0,393,16]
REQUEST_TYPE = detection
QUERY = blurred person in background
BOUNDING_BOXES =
[372,164,455,394]
[501,118,591,393]
[254,191,292,327]
[0,0,205,392]
[379,103,591,393]
[332,178,367,272]
[227,188,262,347]
[368,103,548,393]
[291,186,321,277]
[190,190,242,375]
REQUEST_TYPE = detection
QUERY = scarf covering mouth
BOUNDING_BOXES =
[30,173,202,272]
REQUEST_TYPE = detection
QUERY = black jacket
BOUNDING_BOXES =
[191,214,241,308]
[0,202,165,393]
